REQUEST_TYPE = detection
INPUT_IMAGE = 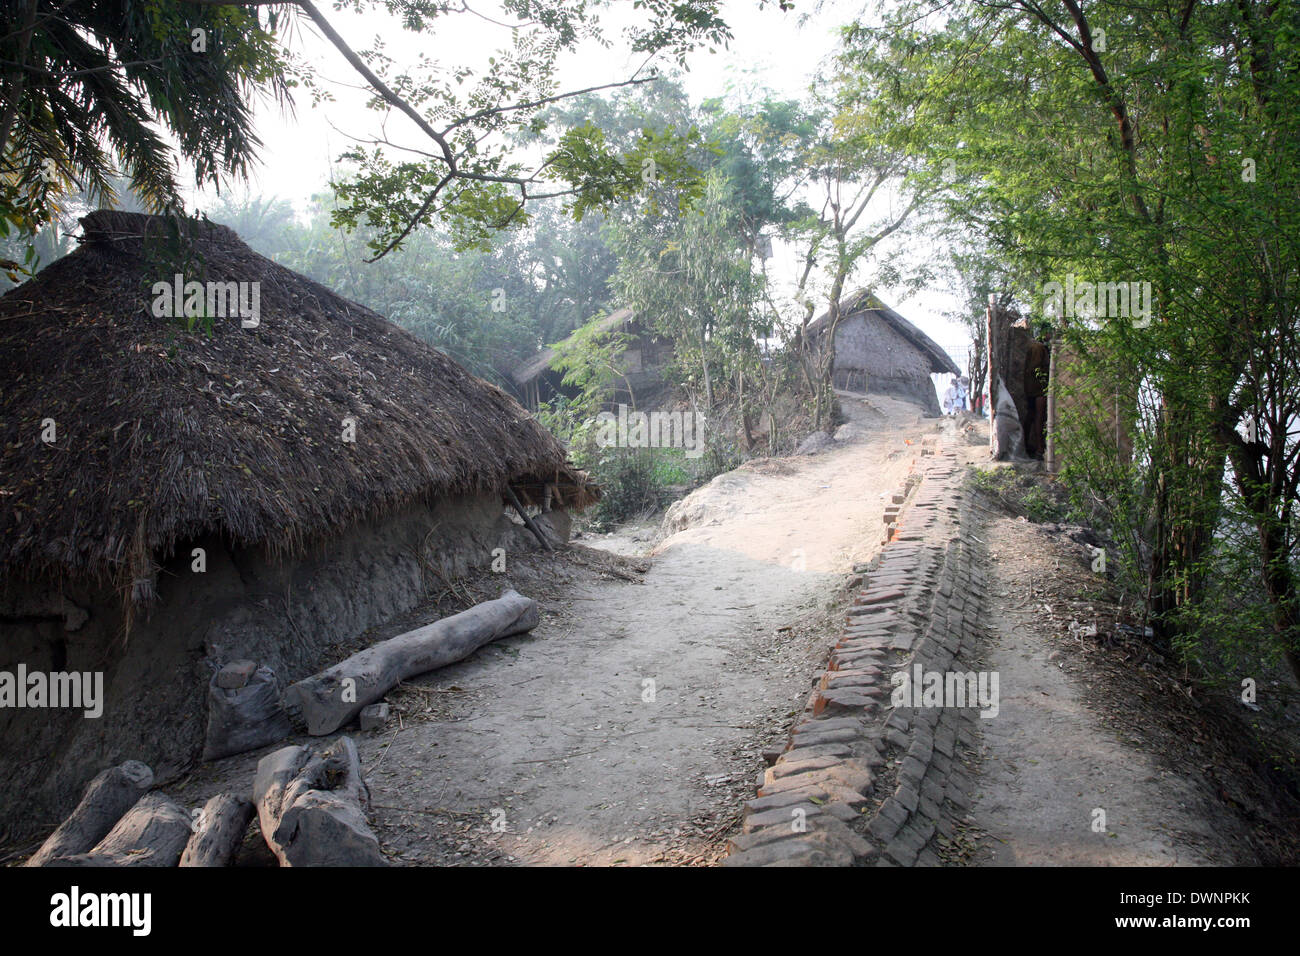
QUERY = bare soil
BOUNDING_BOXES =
[967,478,1300,866]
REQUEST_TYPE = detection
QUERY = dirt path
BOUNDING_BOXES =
[966,503,1250,865]
[354,394,939,865]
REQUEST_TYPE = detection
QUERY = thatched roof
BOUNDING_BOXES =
[806,290,960,376]
[0,211,593,587]
[510,308,636,387]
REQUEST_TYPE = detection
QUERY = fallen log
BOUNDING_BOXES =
[180,793,255,867]
[26,760,154,866]
[284,589,539,736]
[52,793,192,867]
[253,736,386,867]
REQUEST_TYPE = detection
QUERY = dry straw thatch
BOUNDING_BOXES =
[0,211,593,594]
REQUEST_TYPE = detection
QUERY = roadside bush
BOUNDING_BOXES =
[587,449,669,530]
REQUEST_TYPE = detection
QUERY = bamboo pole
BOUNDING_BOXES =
[505,485,554,552]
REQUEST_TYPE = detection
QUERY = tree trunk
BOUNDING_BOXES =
[253,737,386,867]
[0,0,39,162]
[284,589,539,736]
[1260,520,1300,686]
[180,793,254,867]
[739,365,755,449]
[1220,407,1300,686]
[1146,409,1225,647]
[698,327,714,408]
[26,760,155,866]
[52,793,192,867]
[816,267,848,430]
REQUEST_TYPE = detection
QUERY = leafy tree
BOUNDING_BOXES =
[775,65,935,429]
[609,171,767,426]
[848,0,1300,679]
[3,2,802,268]
[698,93,819,254]
[285,0,742,257]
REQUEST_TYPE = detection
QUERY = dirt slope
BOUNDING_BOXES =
[967,505,1299,866]
[352,394,937,865]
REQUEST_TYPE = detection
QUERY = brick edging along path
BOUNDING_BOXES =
[724,440,989,866]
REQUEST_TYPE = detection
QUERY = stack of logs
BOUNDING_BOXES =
[24,737,384,867]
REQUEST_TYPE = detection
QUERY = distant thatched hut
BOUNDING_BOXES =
[0,211,594,838]
[806,291,960,416]
[510,308,674,411]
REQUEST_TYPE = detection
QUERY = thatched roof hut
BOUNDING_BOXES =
[0,211,599,839]
[806,290,960,415]
[509,308,674,411]
[0,210,592,594]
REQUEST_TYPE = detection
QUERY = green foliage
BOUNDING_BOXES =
[967,467,1073,525]
[698,94,819,241]
[321,1,740,258]
[2,1,758,279]
[852,0,1300,675]
[610,170,768,410]
[574,443,724,533]
[585,449,671,531]
[548,316,634,418]
[524,82,828,482]
[762,52,937,429]
[0,0,293,266]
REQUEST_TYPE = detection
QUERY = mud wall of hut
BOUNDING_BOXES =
[0,493,510,841]
[828,314,941,416]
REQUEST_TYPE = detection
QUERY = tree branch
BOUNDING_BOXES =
[442,74,659,134]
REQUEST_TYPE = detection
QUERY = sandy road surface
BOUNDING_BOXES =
[354,394,939,865]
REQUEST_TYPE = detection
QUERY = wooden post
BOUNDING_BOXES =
[986,294,997,456]
[1046,337,1059,473]
[506,485,554,552]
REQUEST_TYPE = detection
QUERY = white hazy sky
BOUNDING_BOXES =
[197,0,972,373]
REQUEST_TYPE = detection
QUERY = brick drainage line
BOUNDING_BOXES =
[723,439,989,866]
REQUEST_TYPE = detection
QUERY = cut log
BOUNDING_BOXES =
[179,793,255,867]
[284,589,538,736]
[52,793,192,867]
[203,663,293,760]
[253,736,386,867]
[25,760,154,866]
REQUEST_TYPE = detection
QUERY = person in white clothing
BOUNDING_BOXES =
[943,377,960,416]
